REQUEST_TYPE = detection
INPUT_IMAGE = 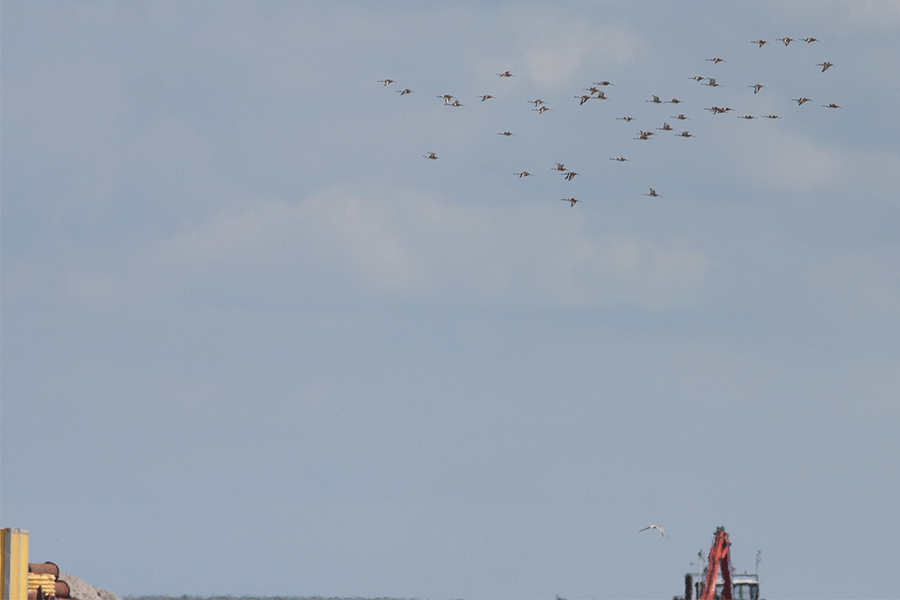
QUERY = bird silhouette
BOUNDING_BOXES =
[639,525,665,536]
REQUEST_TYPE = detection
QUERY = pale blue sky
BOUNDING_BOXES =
[2,2,899,599]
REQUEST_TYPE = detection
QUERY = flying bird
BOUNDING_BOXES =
[639,525,665,536]
[822,103,841,108]
[497,71,515,77]
[561,197,580,207]
[534,106,552,114]
[704,78,721,87]
[803,37,819,43]
[777,37,794,46]
[378,79,394,86]
[657,122,673,131]
[647,95,662,103]
[644,188,659,197]
[478,94,494,101]
[514,171,532,178]
[423,152,439,160]
[706,57,726,63]
[610,156,630,162]
[528,99,545,106]
[552,163,566,171]
[793,97,812,105]
[671,114,689,120]
[564,171,578,181]
[817,61,834,72]
[676,131,695,137]
[749,84,765,94]
[689,76,706,82]
[751,39,768,47]
[617,116,634,122]
[763,114,781,119]
[666,98,682,104]
[575,95,592,105]
[497,131,515,136]
[437,94,455,104]
[594,81,613,86]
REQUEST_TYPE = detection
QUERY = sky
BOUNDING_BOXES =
[2,1,899,599]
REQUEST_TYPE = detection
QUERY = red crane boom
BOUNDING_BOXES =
[699,526,734,600]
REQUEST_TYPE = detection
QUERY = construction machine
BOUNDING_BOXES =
[675,527,762,600]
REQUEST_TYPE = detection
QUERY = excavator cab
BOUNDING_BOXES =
[731,573,760,600]
[680,572,761,600]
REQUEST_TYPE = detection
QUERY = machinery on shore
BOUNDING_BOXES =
[674,527,763,600]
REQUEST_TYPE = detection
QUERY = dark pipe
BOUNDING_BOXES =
[28,563,60,578]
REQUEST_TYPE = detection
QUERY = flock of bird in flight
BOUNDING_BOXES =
[379,36,838,207]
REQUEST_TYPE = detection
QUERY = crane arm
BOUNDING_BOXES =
[699,527,733,600]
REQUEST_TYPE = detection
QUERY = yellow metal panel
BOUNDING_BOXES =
[27,574,57,592]
[2,529,29,600]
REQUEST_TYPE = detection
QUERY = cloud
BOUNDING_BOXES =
[61,269,123,310]
[849,1,900,25]
[154,189,421,297]
[146,185,710,311]
[729,127,844,192]
[501,8,636,88]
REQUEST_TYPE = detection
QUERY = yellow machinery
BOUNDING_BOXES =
[1,528,29,600]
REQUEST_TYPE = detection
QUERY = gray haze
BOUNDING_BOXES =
[2,2,899,599]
